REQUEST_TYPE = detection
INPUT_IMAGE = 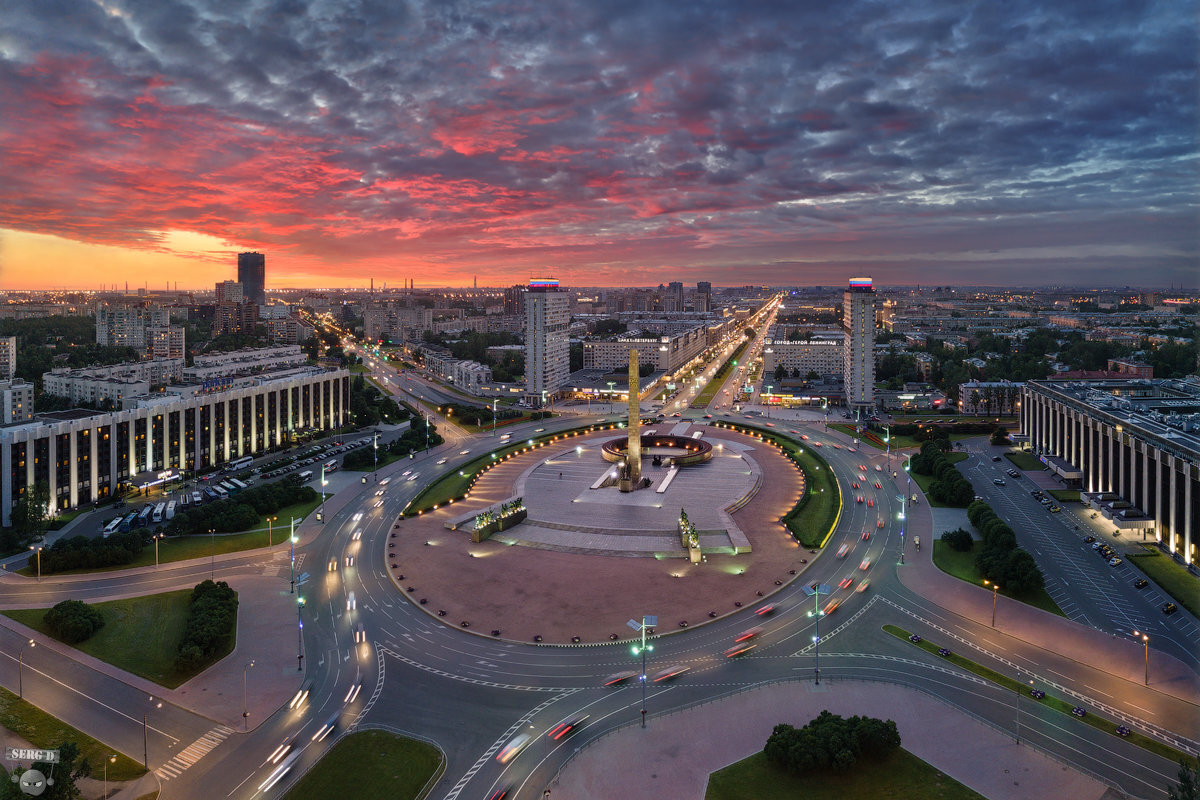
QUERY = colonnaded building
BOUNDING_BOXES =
[1021,376,1199,566]
[1,366,349,526]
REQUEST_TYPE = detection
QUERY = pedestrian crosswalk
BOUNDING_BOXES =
[154,725,234,781]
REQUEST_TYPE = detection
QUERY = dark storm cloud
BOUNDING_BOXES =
[0,0,1194,286]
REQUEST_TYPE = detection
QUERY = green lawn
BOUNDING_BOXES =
[0,687,145,781]
[1048,489,1081,503]
[282,730,442,800]
[706,748,984,800]
[1129,547,1200,618]
[721,422,839,548]
[3,588,230,689]
[46,507,88,531]
[21,498,321,576]
[1005,451,1046,471]
[883,625,1188,764]
[932,540,1065,617]
[907,452,968,508]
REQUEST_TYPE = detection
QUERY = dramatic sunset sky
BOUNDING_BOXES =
[0,0,1195,290]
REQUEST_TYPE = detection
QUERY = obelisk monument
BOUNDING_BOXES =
[626,348,641,486]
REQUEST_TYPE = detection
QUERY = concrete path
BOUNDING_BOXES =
[550,682,1109,800]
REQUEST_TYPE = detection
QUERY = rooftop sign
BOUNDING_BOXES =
[528,279,559,288]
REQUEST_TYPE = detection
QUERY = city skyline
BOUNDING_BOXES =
[1,0,1195,291]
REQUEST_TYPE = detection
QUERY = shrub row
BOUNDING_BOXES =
[967,500,1046,595]
[911,441,974,506]
[165,480,318,536]
[175,580,238,672]
[342,419,445,469]
[764,710,901,774]
[39,529,147,574]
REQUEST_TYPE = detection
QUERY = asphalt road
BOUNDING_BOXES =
[1,332,1197,800]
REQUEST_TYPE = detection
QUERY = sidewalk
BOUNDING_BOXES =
[551,682,1109,800]
[898,483,1200,706]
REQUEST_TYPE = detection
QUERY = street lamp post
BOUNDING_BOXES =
[153,533,163,569]
[209,528,215,580]
[373,430,379,481]
[267,516,277,547]
[884,425,891,471]
[627,615,657,728]
[289,518,299,593]
[243,660,255,730]
[805,584,829,685]
[1015,668,1021,744]
[104,754,116,799]
[984,580,1000,627]
[1133,629,1149,685]
[492,399,499,436]
[296,597,305,671]
[320,464,327,521]
[765,384,772,418]
[29,545,41,582]
[607,381,616,414]
[18,639,33,698]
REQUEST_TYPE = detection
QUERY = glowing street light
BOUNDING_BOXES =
[984,580,1000,627]
[627,615,657,728]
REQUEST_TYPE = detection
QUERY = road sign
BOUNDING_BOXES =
[643,615,657,627]
[803,584,832,597]
[296,572,310,586]
[896,495,904,502]
[627,619,641,631]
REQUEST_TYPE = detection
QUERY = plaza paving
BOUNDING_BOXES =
[387,426,807,643]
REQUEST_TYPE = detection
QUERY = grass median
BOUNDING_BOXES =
[0,687,145,781]
[693,338,751,408]
[717,421,839,548]
[1004,451,1046,471]
[706,747,985,800]
[882,624,1187,764]
[932,540,1065,617]
[281,729,442,800]
[1129,546,1200,618]
[3,587,233,689]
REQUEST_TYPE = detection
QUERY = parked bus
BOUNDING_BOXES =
[180,493,190,509]
[212,485,229,500]
[219,481,238,496]
[166,500,177,520]
[226,456,254,473]
[119,512,139,533]
[229,478,249,492]
[152,502,166,523]
[103,518,122,538]
[136,506,153,527]
[323,460,339,474]
[204,487,219,501]
[192,491,203,505]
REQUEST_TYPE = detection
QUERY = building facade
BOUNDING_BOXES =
[0,336,15,381]
[1,368,349,525]
[183,345,307,382]
[215,280,244,304]
[763,333,843,378]
[524,279,569,407]
[0,380,34,425]
[842,277,876,415]
[237,252,266,305]
[96,304,170,349]
[1021,378,1198,564]
[583,325,707,374]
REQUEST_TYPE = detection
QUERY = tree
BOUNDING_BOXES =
[6,482,50,551]
[774,364,787,382]
[940,528,974,552]
[44,599,105,644]
[990,427,1010,446]
[1168,755,1199,800]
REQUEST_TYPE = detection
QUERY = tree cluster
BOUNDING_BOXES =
[165,481,318,536]
[764,710,901,774]
[44,599,105,644]
[175,580,239,673]
[910,441,974,506]
[940,527,975,552]
[2,483,50,554]
[349,374,407,427]
[968,500,1046,595]
[39,530,147,574]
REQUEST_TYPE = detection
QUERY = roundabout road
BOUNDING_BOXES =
[1,378,1196,799]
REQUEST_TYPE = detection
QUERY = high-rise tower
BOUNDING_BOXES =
[237,252,266,305]
[524,279,569,408]
[842,277,876,418]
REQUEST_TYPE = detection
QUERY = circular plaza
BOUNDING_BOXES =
[385,422,815,643]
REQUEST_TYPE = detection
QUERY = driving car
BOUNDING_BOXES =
[604,671,638,686]
[496,733,532,764]
[993,478,1006,486]
[547,714,589,740]
[723,642,757,658]
[838,577,855,590]
[734,627,763,643]
[837,544,850,558]
[859,557,871,571]
[652,665,691,682]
